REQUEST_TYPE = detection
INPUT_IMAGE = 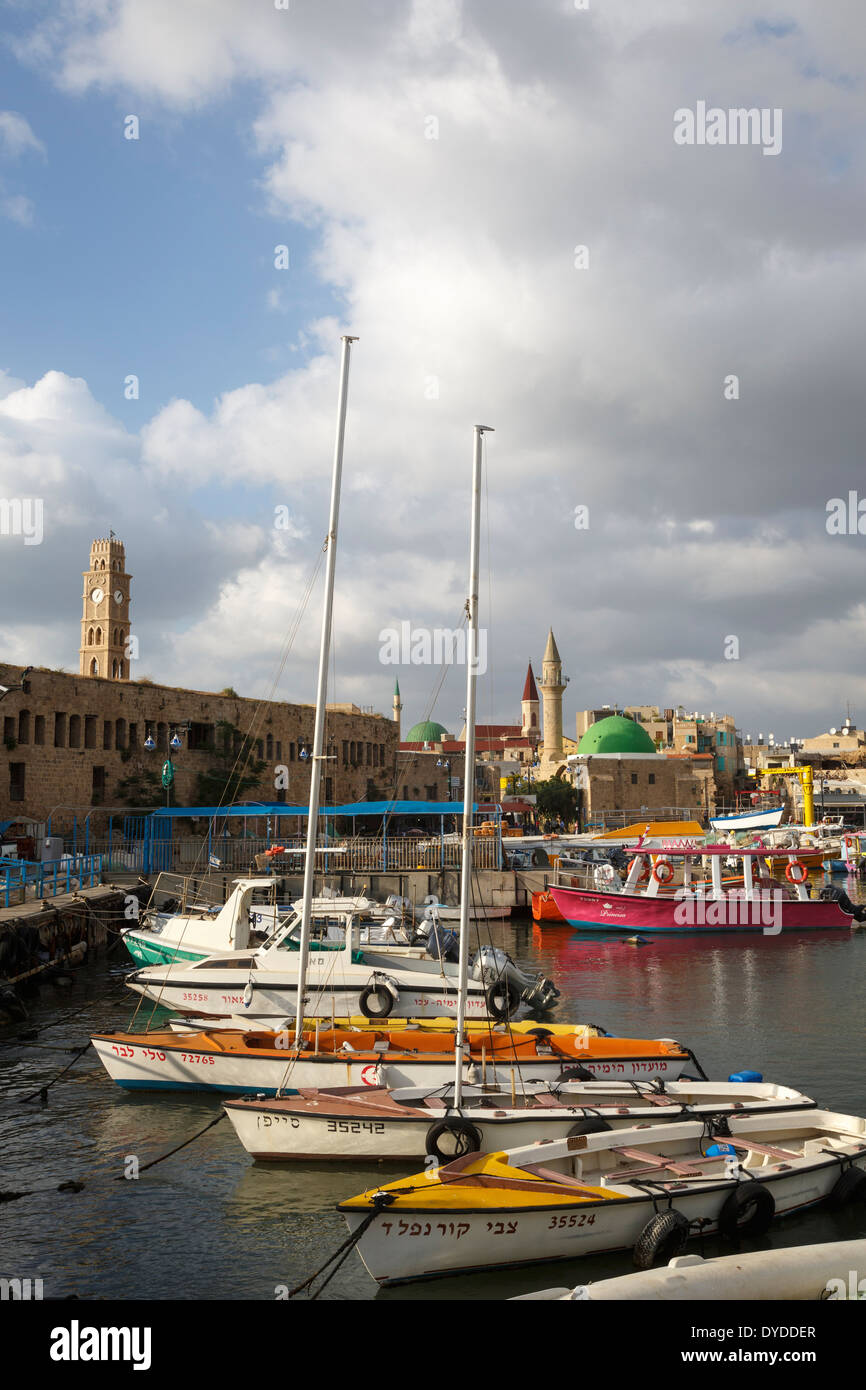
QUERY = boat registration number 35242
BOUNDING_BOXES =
[326,1120,386,1134]
[548,1212,596,1229]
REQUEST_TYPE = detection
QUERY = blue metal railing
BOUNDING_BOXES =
[0,855,103,908]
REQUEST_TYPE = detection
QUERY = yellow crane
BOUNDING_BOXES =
[750,765,815,827]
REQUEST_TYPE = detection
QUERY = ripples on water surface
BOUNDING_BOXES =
[2,880,865,1300]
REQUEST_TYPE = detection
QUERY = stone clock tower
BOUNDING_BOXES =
[79,536,132,680]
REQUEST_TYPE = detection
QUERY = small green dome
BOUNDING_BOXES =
[405,719,449,743]
[577,715,657,755]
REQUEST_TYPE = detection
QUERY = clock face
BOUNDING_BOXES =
[114,589,123,604]
[91,587,104,605]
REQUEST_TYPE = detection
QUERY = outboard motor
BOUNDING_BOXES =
[819,884,866,922]
[471,944,560,1017]
[417,916,460,962]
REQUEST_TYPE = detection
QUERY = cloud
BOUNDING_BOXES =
[0,110,45,160]
[3,1,866,734]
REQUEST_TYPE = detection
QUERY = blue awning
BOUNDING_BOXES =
[149,800,485,818]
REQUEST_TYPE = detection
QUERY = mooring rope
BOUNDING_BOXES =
[287,1192,395,1299]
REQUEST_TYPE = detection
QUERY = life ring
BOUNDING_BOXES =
[718,1180,775,1240]
[844,835,857,854]
[485,979,521,1022]
[785,859,809,884]
[358,983,394,1019]
[632,1210,689,1269]
[652,859,674,885]
[425,1118,482,1164]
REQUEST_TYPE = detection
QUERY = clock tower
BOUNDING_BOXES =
[80,536,132,680]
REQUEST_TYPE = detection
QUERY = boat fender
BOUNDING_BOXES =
[359,980,397,1020]
[632,1210,689,1269]
[826,1165,866,1210]
[567,1116,612,1137]
[242,981,254,1008]
[485,979,521,1022]
[728,1070,763,1084]
[718,1180,775,1240]
[560,1064,596,1082]
[425,1119,482,1163]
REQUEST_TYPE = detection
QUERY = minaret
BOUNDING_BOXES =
[80,536,131,680]
[539,628,565,763]
[521,662,539,738]
[392,678,402,741]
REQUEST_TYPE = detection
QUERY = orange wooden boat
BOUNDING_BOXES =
[531,889,567,923]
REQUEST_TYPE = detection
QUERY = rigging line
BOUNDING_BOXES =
[135,546,327,1025]
[183,542,326,882]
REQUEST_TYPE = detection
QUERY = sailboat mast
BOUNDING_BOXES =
[453,423,493,1107]
[293,334,358,1049]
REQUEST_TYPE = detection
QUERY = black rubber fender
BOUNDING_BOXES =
[718,1180,775,1240]
[633,1209,689,1269]
[358,983,394,1019]
[485,979,521,1022]
[567,1116,612,1137]
[827,1165,866,1210]
[425,1118,483,1163]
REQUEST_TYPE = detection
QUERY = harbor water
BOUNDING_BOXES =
[2,877,866,1301]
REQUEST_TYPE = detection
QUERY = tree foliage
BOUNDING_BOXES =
[193,720,268,807]
[534,777,579,826]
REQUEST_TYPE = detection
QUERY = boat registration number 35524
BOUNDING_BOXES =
[548,1212,596,1229]
[326,1120,386,1134]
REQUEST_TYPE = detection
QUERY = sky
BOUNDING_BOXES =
[0,0,864,745]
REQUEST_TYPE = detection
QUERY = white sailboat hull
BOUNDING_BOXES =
[514,1238,866,1300]
[223,1082,815,1161]
[90,1036,690,1095]
[341,1110,866,1286]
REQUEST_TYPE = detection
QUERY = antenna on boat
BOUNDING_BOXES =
[293,335,358,1049]
[454,424,493,1108]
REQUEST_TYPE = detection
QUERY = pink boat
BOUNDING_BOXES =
[549,845,863,935]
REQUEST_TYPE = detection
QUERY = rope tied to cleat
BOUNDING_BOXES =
[287,1191,397,1300]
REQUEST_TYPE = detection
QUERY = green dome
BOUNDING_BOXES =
[405,719,449,743]
[577,715,657,755]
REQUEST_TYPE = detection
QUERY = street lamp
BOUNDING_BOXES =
[436,757,452,801]
[144,721,191,806]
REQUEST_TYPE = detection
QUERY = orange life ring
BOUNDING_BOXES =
[844,835,857,853]
[785,859,809,884]
[652,859,674,885]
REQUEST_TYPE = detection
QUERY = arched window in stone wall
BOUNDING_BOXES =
[95,627,102,645]
[88,627,94,645]
[90,658,99,676]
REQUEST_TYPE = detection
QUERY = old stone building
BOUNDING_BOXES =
[0,662,404,833]
[567,714,716,825]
